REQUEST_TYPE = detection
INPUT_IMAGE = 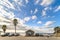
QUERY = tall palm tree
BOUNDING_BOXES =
[13,19,18,34]
[2,25,7,33]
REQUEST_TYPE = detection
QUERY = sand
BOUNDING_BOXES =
[0,36,59,40]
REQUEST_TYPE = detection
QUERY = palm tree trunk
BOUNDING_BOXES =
[56,30,57,37]
[15,26,16,34]
[4,31,5,33]
[4,29,5,33]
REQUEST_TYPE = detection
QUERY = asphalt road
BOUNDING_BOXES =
[0,36,59,40]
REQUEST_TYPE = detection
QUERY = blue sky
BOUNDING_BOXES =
[11,0,60,27]
[0,0,60,33]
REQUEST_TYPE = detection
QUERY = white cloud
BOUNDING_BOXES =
[14,0,22,3]
[32,15,37,20]
[24,17,31,22]
[25,0,29,4]
[12,0,25,11]
[44,21,55,27]
[41,7,52,17]
[0,0,15,20]
[54,6,60,12]
[0,8,15,20]
[0,0,32,31]
[0,16,11,22]
[40,0,53,6]
[0,0,15,9]
[42,10,46,16]
[33,27,54,33]
[14,0,18,2]
[0,0,55,33]
[44,7,48,11]
[35,0,40,4]
[44,7,52,11]
[30,9,38,14]
[0,22,10,25]
[0,0,25,26]
[37,21,42,24]
[46,16,55,18]
[15,18,25,25]
[34,8,38,14]
[17,0,24,6]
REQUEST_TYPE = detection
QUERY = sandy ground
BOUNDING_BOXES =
[0,36,60,40]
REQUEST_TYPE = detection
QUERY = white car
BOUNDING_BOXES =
[8,33,14,37]
[1,33,6,37]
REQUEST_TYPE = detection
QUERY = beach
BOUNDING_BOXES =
[0,36,60,40]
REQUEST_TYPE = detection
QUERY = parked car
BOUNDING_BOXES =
[5,33,10,36]
[1,33,5,37]
[8,33,20,37]
[39,34,44,37]
[8,33,14,37]
[14,33,20,36]
[35,33,40,36]
[1,33,9,37]
[1,33,20,37]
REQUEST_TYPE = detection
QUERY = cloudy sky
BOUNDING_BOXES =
[0,0,60,33]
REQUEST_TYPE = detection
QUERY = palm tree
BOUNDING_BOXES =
[2,25,7,33]
[54,26,60,37]
[54,27,60,33]
[13,19,18,34]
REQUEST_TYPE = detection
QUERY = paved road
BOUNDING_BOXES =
[0,36,60,40]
